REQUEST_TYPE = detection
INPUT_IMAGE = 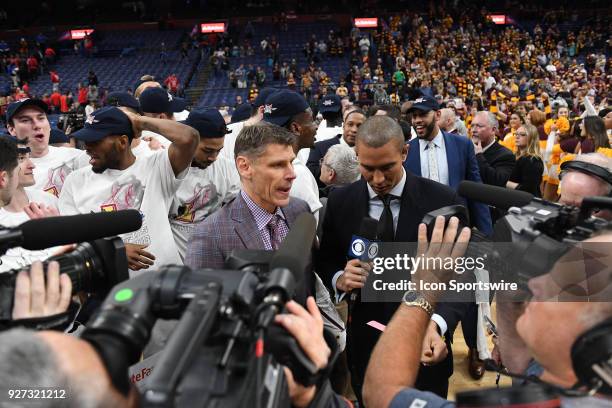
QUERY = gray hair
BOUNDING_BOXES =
[355,116,404,149]
[0,329,118,408]
[235,122,297,160]
[324,144,361,184]
[476,111,499,130]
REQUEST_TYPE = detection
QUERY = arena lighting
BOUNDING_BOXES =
[488,14,507,25]
[354,18,378,28]
[70,29,94,40]
[200,22,226,33]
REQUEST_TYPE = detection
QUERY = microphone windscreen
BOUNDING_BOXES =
[358,217,378,241]
[458,181,533,210]
[269,213,317,281]
[19,210,142,250]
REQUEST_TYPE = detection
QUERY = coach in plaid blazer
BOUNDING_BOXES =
[185,121,314,301]
[185,191,309,270]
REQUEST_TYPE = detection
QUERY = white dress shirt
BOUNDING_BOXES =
[418,130,449,186]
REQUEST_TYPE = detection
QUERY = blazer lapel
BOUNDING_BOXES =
[404,139,421,176]
[231,194,266,250]
[356,179,370,225]
[443,131,460,188]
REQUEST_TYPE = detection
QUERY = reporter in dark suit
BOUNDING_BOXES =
[403,96,493,236]
[471,111,516,188]
[307,109,366,184]
[317,116,469,403]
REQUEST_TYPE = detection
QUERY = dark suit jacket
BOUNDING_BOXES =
[185,192,313,299]
[316,173,469,389]
[306,135,342,185]
[404,131,493,236]
[476,140,516,187]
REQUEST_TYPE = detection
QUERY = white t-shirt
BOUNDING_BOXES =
[131,139,156,158]
[174,110,190,121]
[291,157,321,223]
[58,150,187,274]
[169,157,240,260]
[0,190,59,273]
[141,130,172,149]
[27,146,89,198]
[221,120,244,180]
[222,120,244,162]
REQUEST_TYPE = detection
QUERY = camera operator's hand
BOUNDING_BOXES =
[413,216,471,304]
[420,321,448,366]
[275,297,331,408]
[12,261,72,320]
[23,202,59,220]
[336,259,371,292]
[124,243,156,270]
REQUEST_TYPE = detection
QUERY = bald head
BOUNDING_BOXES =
[438,108,456,132]
[356,116,405,151]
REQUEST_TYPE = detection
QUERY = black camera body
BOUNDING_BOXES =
[83,262,336,407]
[0,237,129,321]
[423,196,612,289]
[81,213,335,408]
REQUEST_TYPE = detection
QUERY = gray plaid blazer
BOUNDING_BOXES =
[185,191,311,270]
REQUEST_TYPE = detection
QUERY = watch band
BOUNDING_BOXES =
[402,291,434,318]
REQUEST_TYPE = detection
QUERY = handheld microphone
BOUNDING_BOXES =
[0,210,143,252]
[458,181,534,210]
[348,217,379,261]
[347,217,378,302]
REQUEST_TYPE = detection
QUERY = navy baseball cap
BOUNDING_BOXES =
[231,104,252,124]
[263,90,310,127]
[105,92,142,114]
[319,95,342,113]
[139,87,187,114]
[252,87,278,108]
[181,109,230,139]
[407,95,440,113]
[72,107,134,142]
[6,98,48,123]
[50,128,70,144]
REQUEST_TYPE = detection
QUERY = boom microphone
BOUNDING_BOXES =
[458,181,534,210]
[0,210,143,252]
[258,212,316,327]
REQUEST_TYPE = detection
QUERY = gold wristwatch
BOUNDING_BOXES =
[402,290,434,317]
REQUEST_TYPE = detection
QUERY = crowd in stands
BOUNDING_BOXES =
[0,2,611,407]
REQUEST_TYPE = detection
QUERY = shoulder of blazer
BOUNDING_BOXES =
[442,130,469,146]
[406,171,457,202]
[286,196,310,215]
[496,142,515,159]
[327,178,367,207]
[315,135,341,150]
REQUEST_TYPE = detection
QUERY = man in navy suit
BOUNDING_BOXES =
[403,96,493,236]
[403,96,492,380]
